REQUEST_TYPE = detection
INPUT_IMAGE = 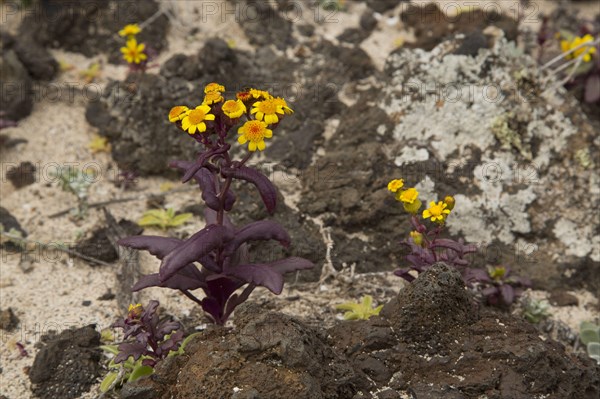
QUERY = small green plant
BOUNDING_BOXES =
[0,224,26,250]
[52,167,94,218]
[137,208,192,230]
[336,295,383,320]
[521,298,551,324]
[580,321,600,364]
[79,62,102,83]
[100,301,188,393]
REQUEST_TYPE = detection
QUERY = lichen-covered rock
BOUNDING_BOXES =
[299,35,600,292]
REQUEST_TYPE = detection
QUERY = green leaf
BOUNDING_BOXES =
[170,213,193,226]
[335,295,383,321]
[587,342,600,359]
[580,326,600,345]
[100,372,119,393]
[128,365,154,382]
[100,345,120,355]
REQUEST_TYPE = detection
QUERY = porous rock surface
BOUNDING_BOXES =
[299,35,600,292]
[29,325,102,399]
[121,264,599,398]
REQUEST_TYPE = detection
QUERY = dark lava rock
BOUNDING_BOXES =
[12,36,58,81]
[401,3,518,51]
[72,219,142,264]
[123,303,371,398]
[0,308,19,332]
[0,206,27,251]
[337,28,370,44]
[235,0,294,50]
[453,31,490,56]
[6,161,36,189]
[549,290,579,307]
[29,324,102,399]
[296,94,398,274]
[360,10,378,31]
[18,0,169,64]
[366,0,404,14]
[329,264,600,398]
[0,49,33,122]
[97,289,116,301]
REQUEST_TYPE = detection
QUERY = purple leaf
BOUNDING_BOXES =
[114,342,148,363]
[585,75,600,103]
[463,268,491,283]
[227,257,312,294]
[394,268,416,282]
[500,284,515,305]
[118,236,182,259]
[159,225,232,282]
[204,209,235,231]
[222,166,277,214]
[132,264,206,291]
[224,221,290,257]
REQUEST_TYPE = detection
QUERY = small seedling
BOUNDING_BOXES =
[465,265,531,307]
[52,167,93,218]
[100,301,184,393]
[580,321,600,364]
[137,208,193,230]
[88,134,111,153]
[79,62,102,83]
[521,298,551,324]
[336,295,383,320]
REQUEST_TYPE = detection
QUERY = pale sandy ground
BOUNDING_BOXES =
[1,1,599,398]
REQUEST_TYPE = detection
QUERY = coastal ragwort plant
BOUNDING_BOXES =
[336,295,383,321]
[100,301,184,392]
[118,83,313,325]
[387,178,530,306]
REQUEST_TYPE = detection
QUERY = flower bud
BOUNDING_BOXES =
[443,195,455,211]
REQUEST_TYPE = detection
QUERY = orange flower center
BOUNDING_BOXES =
[188,109,206,124]
[245,122,265,141]
[223,101,239,113]
[429,203,445,216]
[258,100,278,114]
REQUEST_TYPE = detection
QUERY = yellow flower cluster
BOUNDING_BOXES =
[168,83,293,152]
[561,34,597,63]
[119,24,147,65]
[388,179,455,224]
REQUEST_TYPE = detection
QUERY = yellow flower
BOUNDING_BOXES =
[120,38,147,64]
[127,303,143,318]
[238,120,272,151]
[387,179,404,193]
[222,99,247,119]
[272,97,294,115]
[119,24,141,37]
[422,201,450,223]
[398,188,419,204]
[249,88,272,100]
[489,266,506,280]
[443,195,455,211]
[168,106,189,123]
[203,91,224,105]
[251,98,285,124]
[181,105,215,134]
[204,82,225,94]
[236,90,253,102]
[409,231,423,246]
[562,34,597,62]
